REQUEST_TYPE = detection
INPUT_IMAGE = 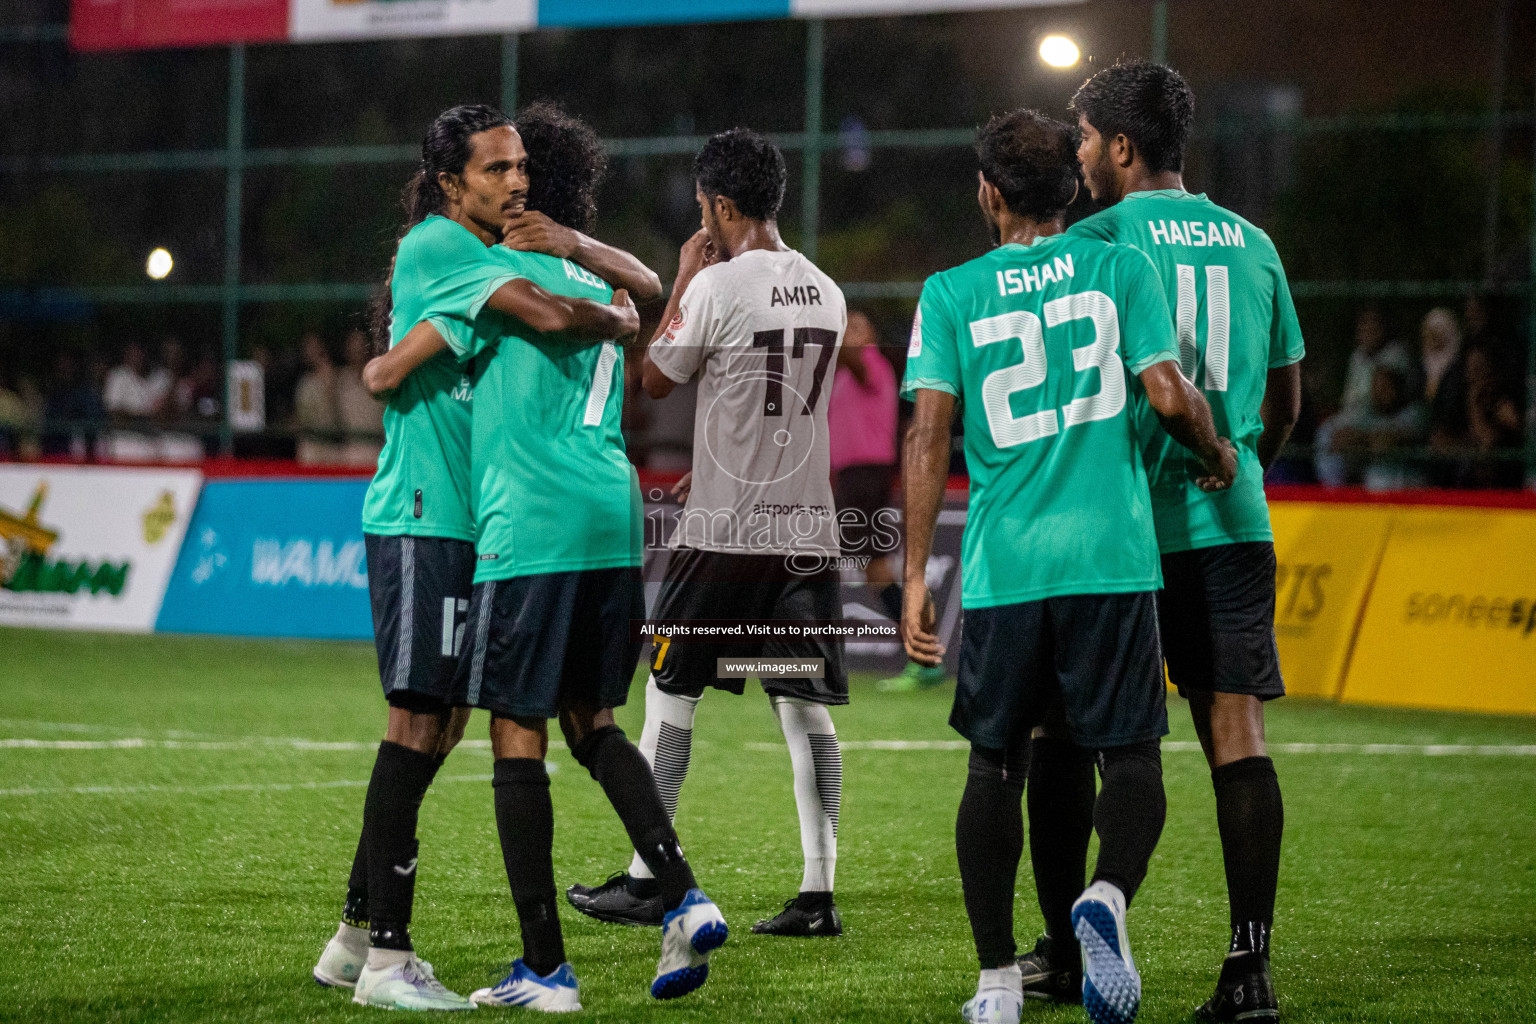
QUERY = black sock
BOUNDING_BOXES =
[1213,756,1283,963]
[492,758,565,976]
[363,741,440,950]
[572,725,698,912]
[956,743,1029,968]
[345,750,447,929]
[1026,736,1096,957]
[1091,741,1166,905]
[878,582,903,622]
[343,830,369,927]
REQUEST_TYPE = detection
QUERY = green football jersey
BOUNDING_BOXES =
[362,215,523,542]
[1070,190,1305,553]
[436,247,642,583]
[902,234,1180,608]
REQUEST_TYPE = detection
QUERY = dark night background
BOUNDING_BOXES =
[0,0,1533,472]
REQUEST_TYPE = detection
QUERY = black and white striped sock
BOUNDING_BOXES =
[628,676,699,880]
[772,695,841,893]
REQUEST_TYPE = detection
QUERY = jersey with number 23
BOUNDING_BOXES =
[902,234,1180,609]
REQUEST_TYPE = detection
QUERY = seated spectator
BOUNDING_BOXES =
[1462,294,1497,353]
[42,351,105,460]
[293,332,342,465]
[1315,306,1412,485]
[0,364,37,458]
[168,348,224,459]
[1326,365,1426,490]
[103,341,169,462]
[1463,345,1524,489]
[336,328,385,467]
[156,336,204,462]
[1421,307,1469,486]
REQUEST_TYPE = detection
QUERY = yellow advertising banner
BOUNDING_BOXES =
[1268,502,1395,699]
[1340,507,1536,715]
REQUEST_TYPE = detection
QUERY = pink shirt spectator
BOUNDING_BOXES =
[829,346,898,474]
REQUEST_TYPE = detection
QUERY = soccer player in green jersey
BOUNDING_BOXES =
[359,120,726,1012]
[900,109,1236,1024]
[1018,62,1304,1023]
[314,103,660,1012]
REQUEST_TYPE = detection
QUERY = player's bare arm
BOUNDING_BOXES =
[1140,360,1238,492]
[502,210,663,301]
[485,278,638,341]
[900,387,953,667]
[362,318,450,396]
[1257,362,1302,473]
[364,285,635,398]
[641,229,717,398]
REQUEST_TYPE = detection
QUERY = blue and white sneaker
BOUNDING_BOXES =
[1072,881,1141,1024]
[651,888,728,1000]
[961,964,1023,1024]
[469,959,581,1012]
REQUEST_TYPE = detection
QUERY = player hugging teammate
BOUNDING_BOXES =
[315,101,728,1012]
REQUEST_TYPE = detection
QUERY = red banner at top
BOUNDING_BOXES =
[70,0,288,51]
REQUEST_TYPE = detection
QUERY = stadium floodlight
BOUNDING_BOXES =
[146,247,174,280]
[1039,35,1080,68]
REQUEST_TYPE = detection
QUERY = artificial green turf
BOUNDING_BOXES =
[1,628,1533,1022]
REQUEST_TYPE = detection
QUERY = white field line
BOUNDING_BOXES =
[750,740,1536,756]
[3,720,1532,758]
[0,773,495,798]
[0,737,496,751]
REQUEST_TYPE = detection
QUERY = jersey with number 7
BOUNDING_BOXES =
[1069,190,1305,553]
[902,233,1180,609]
[433,245,642,584]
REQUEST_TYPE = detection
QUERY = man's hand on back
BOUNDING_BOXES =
[501,211,579,260]
[1196,438,1238,492]
[610,288,639,342]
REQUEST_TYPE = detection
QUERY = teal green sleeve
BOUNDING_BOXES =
[1268,260,1306,368]
[424,314,489,362]
[900,275,962,398]
[404,220,523,324]
[1115,247,1180,375]
[1067,211,1116,242]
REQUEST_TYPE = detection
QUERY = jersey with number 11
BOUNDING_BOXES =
[1070,190,1305,553]
[902,234,1180,609]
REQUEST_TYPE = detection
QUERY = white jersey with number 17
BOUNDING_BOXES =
[647,248,847,557]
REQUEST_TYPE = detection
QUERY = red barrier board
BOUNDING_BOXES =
[70,0,288,51]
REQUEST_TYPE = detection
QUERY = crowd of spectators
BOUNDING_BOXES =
[0,300,1529,491]
[0,329,384,465]
[1308,297,1526,490]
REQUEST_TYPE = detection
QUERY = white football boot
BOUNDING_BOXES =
[470,959,582,1012]
[352,953,473,1011]
[651,888,728,999]
[1072,881,1141,1024]
[313,922,369,989]
[961,964,1024,1024]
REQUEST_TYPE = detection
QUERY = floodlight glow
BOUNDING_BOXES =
[146,248,174,280]
[1039,35,1080,68]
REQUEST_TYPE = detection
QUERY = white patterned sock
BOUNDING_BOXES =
[772,695,841,893]
[627,676,699,880]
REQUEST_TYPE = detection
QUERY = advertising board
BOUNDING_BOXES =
[0,465,202,631]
